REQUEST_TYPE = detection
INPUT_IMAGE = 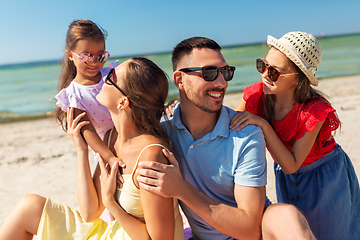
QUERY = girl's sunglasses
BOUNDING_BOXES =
[179,65,236,82]
[71,51,110,64]
[256,58,298,82]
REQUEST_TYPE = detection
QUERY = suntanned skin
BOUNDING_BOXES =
[230,48,326,174]
[137,46,317,240]
[136,48,265,240]
[65,38,126,176]
[0,60,177,240]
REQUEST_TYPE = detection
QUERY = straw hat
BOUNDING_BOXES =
[267,31,321,86]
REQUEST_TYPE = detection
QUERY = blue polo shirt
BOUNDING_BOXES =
[161,104,267,240]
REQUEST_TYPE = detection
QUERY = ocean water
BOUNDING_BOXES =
[1,34,360,122]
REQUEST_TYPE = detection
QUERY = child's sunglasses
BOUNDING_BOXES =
[256,58,298,82]
[71,51,110,64]
[179,65,236,82]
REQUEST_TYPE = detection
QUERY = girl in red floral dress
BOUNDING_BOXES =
[230,31,360,240]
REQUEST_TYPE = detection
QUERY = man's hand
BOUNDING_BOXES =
[136,149,184,199]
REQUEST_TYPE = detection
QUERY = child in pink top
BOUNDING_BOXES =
[53,20,124,170]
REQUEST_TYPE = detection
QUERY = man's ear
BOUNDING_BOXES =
[173,71,184,90]
[65,50,73,61]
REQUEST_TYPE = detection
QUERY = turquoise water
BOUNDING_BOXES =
[1,34,360,121]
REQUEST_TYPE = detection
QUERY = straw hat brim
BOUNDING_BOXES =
[267,35,319,86]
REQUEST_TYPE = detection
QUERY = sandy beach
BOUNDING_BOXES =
[1,75,360,227]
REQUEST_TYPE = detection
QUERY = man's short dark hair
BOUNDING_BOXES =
[172,37,221,71]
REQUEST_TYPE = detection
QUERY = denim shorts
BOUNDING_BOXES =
[274,144,360,240]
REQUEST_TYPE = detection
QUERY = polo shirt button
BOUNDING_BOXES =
[292,182,296,186]
[190,145,193,148]
[291,198,295,202]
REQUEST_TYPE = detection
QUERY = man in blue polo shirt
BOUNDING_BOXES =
[137,37,315,240]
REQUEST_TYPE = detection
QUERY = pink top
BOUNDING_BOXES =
[55,67,115,139]
[243,82,340,167]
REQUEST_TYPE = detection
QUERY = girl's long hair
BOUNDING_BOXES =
[124,57,171,146]
[263,63,341,128]
[53,20,107,131]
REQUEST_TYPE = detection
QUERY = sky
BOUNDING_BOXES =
[1,0,360,66]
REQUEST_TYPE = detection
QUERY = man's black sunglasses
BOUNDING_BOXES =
[179,65,236,82]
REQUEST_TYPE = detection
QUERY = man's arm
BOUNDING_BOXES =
[137,149,265,240]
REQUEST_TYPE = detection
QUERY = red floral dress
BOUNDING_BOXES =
[243,82,340,167]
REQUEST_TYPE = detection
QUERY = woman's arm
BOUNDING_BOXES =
[138,148,175,239]
[136,150,265,240]
[67,108,105,221]
[99,147,175,240]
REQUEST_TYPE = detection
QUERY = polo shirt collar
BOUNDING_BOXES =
[173,104,230,140]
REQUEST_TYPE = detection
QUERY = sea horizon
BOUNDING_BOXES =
[1,33,360,123]
[2,32,357,69]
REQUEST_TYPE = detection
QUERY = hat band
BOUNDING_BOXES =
[278,38,317,76]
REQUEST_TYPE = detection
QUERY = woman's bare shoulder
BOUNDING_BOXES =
[137,136,169,165]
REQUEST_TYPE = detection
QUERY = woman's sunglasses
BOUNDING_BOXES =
[104,68,128,97]
[179,65,236,82]
[71,51,110,64]
[104,68,132,108]
[256,58,298,82]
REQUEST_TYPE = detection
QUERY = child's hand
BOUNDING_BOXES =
[230,110,265,132]
[164,100,179,117]
[67,107,89,151]
[98,154,118,206]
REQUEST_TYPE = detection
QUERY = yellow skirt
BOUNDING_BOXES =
[36,198,184,240]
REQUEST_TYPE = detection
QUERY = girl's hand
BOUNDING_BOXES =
[98,153,118,206]
[230,110,266,132]
[164,100,179,117]
[67,107,90,151]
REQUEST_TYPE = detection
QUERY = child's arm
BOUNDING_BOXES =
[257,117,324,174]
[234,98,246,112]
[72,108,125,169]
[230,99,325,174]
[164,99,179,117]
